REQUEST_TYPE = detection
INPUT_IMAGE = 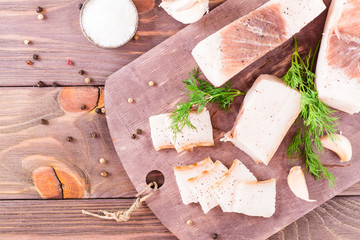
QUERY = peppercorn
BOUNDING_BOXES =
[148,81,155,86]
[131,134,136,139]
[52,82,58,87]
[95,108,102,114]
[91,132,97,138]
[186,220,193,226]
[26,60,32,65]
[84,77,91,83]
[128,98,134,103]
[212,233,218,239]
[99,158,106,164]
[37,81,45,87]
[37,13,44,20]
[67,60,72,65]
[101,107,106,114]
[24,39,30,45]
[100,171,108,177]
[36,7,43,13]
[40,119,48,125]
[66,136,73,142]
[80,104,86,110]
[136,129,142,134]
[98,211,105,216]
[33,54,39,60]
[78,3,83,10]
[79,70,85,75]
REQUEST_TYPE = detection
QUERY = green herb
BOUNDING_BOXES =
[170,68,245,139]
[282,37,338,188]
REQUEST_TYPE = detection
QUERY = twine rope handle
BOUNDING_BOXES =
[82,181,158,222]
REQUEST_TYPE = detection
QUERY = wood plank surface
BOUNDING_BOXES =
[105,0,360,239]
[0,197,359,240]
[1,0,360,239]
[0,87,136,199]
[0,0,224,86]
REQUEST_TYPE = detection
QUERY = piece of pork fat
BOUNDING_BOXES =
[187,161,228,214]
[315,0,360,114]
[222,75,301,165]
[173,157,214,205]
[232,179,276,218]
[149,113,174,151]
[167,108,214,152]
[210,159,257,212]
[192,0,326,87]
[149,108,214,152]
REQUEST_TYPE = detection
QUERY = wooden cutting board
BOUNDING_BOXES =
[105,0,360,239]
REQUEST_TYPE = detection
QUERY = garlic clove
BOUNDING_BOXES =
[160,0,197,12]
[320,134,352,162]
[160,0,209,24]
[287,166,315,202]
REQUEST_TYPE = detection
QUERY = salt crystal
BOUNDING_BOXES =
[81,0,138,48]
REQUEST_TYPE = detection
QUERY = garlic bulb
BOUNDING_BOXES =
[320,134,352,162]
[287,166,315,202]
[160,0,209,24]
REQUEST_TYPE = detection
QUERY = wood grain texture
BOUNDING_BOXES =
[0,87,136,199]
[0,197,359,240]
[105,0,360,239]
[0,0,225,86]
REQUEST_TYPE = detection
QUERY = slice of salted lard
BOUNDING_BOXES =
[188,161,228,214]
[149,113,173,151]
[210,159,257,212]
[149,108,214,152]
[192,0,326,87]
[315,0,360,114]
[222,75,301,165]
[232,179,276,218]
[173,157,214,205]
[167,108,214,152]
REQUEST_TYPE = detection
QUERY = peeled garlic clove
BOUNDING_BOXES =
[160,0,209,24]
[320,134,352,162]
[287,166,315,202]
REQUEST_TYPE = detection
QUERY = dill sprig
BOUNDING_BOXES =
[282,38,339,188]
[170,68,245,139]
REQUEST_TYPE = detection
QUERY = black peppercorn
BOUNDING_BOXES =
[40,119,48,125]
[136,129,142,134]
[32,54,39,60]
[80,104,86,110]
[66,136,73,142]
[78,3,83,10]
[36,7,43,13]
[79,70,85,75]
[37,81,45,87]
[212,233,218,239]
[131,134,136,139]
[98,210,105,216]
[95,108,102,114]
[91,132,97,138]
[52,82,58,87]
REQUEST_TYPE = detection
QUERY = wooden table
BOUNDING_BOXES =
[0,0,359,239]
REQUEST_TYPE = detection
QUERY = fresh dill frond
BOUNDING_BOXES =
[170,68,245,139]
[282,37,338,188]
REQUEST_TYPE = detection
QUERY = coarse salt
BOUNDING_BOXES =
[81,0,138,48]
